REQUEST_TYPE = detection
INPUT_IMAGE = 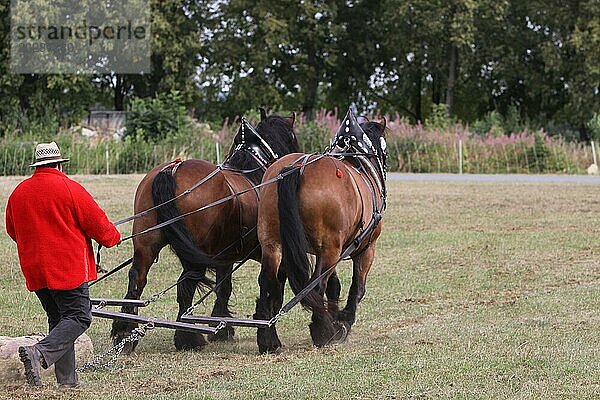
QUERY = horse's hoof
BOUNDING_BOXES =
[174,330,208,351]
[310,319,338,347]
[111,333,138,355]
[208,326,235,342]
[111,321,140,355]
[329,321,350,344]
[256,327,282,354]
[258,342,282,355]
[258,345,281,355]
[120,340,138,355]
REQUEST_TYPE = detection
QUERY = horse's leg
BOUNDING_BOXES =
[110,238,161,353]
[254,246,283,354]
[208,263,235,342]
[315,256,341,318]
[338,244,376,332]
[274,267,287,317]
[326,271,341,318]
[308,249,341,347]
[174,269,208,350]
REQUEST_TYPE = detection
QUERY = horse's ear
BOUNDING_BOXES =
[380,117,387,132]
[259,107,268,121]
[286,112,296,127]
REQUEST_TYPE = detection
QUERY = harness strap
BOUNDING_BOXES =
[299,154,313,174]
[114,164,222,226]
[276,211,371,317]
[120,154,327,242]
[220,164,264,175]
[345,163,365,244]
[237,169,261,201]
[232,143,269,171]
[222,175,247,253]
[89,257,133,287]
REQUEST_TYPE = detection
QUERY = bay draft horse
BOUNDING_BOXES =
[111,111,299,352]
[254,108,387,353]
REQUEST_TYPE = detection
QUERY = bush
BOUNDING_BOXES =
[425,104,455,129]
[586,113,600,142]
[0,96,61,138]
[526,131,550,172]
[471,111,504,136]
[125,91,191,141]
[296,120,331,153]
[0,108,592,176]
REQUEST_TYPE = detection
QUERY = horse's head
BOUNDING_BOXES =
[224,111,299,183]
[330,107,387,174]
[255,109,299,157]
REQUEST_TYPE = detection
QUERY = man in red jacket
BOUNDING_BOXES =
[5,142,121,388]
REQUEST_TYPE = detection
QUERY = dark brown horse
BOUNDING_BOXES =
[254,109,387,353]
[111,112,298,352]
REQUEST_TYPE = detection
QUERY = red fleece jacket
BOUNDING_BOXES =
[5,168,121,291]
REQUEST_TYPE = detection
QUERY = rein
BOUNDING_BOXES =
[113,165,223,226]
[113,142,274,228]
[112,151,377,243]
[118,153,326,243]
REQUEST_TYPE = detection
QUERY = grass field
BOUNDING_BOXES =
[0,175,599,399]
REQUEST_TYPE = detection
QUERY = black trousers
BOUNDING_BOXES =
[33,283,92,385]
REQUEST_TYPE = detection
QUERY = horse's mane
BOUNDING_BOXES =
[224,115,299,183]
[256,115,299,157]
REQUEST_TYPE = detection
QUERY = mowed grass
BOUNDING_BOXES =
[0,174,599,399]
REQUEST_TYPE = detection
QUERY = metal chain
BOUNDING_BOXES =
[268,309,287,327]
[183,299,203,317]
[143,282,179,306]
[76,322,155,372]
[182,283,223,316]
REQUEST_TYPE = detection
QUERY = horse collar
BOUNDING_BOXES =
[239,118,279,163]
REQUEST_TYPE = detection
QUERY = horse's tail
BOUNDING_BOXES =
[277,166,325,314]
[151,170,214,287]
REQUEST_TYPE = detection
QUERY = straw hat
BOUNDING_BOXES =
[30,142,70,167]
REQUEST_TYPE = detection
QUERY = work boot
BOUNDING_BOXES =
[18,346,44,387]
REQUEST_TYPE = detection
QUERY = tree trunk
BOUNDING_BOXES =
[114,74,124,111]
[302,52,319,121]
[432,72,441,105]
[415,67,422,123]
[445,44,458,115]
[302,78,318,120]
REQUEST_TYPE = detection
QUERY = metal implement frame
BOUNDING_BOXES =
[92,309,218,335]
[180,315,272,328]
[89,150,383,339]
[91,298,148,308]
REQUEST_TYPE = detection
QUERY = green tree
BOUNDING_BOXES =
[194,0,344,119]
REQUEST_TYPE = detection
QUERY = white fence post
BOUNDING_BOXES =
[458,139,463,174]
[216,141,221,164]
[105,143,110,175]
[592,140,597,166]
